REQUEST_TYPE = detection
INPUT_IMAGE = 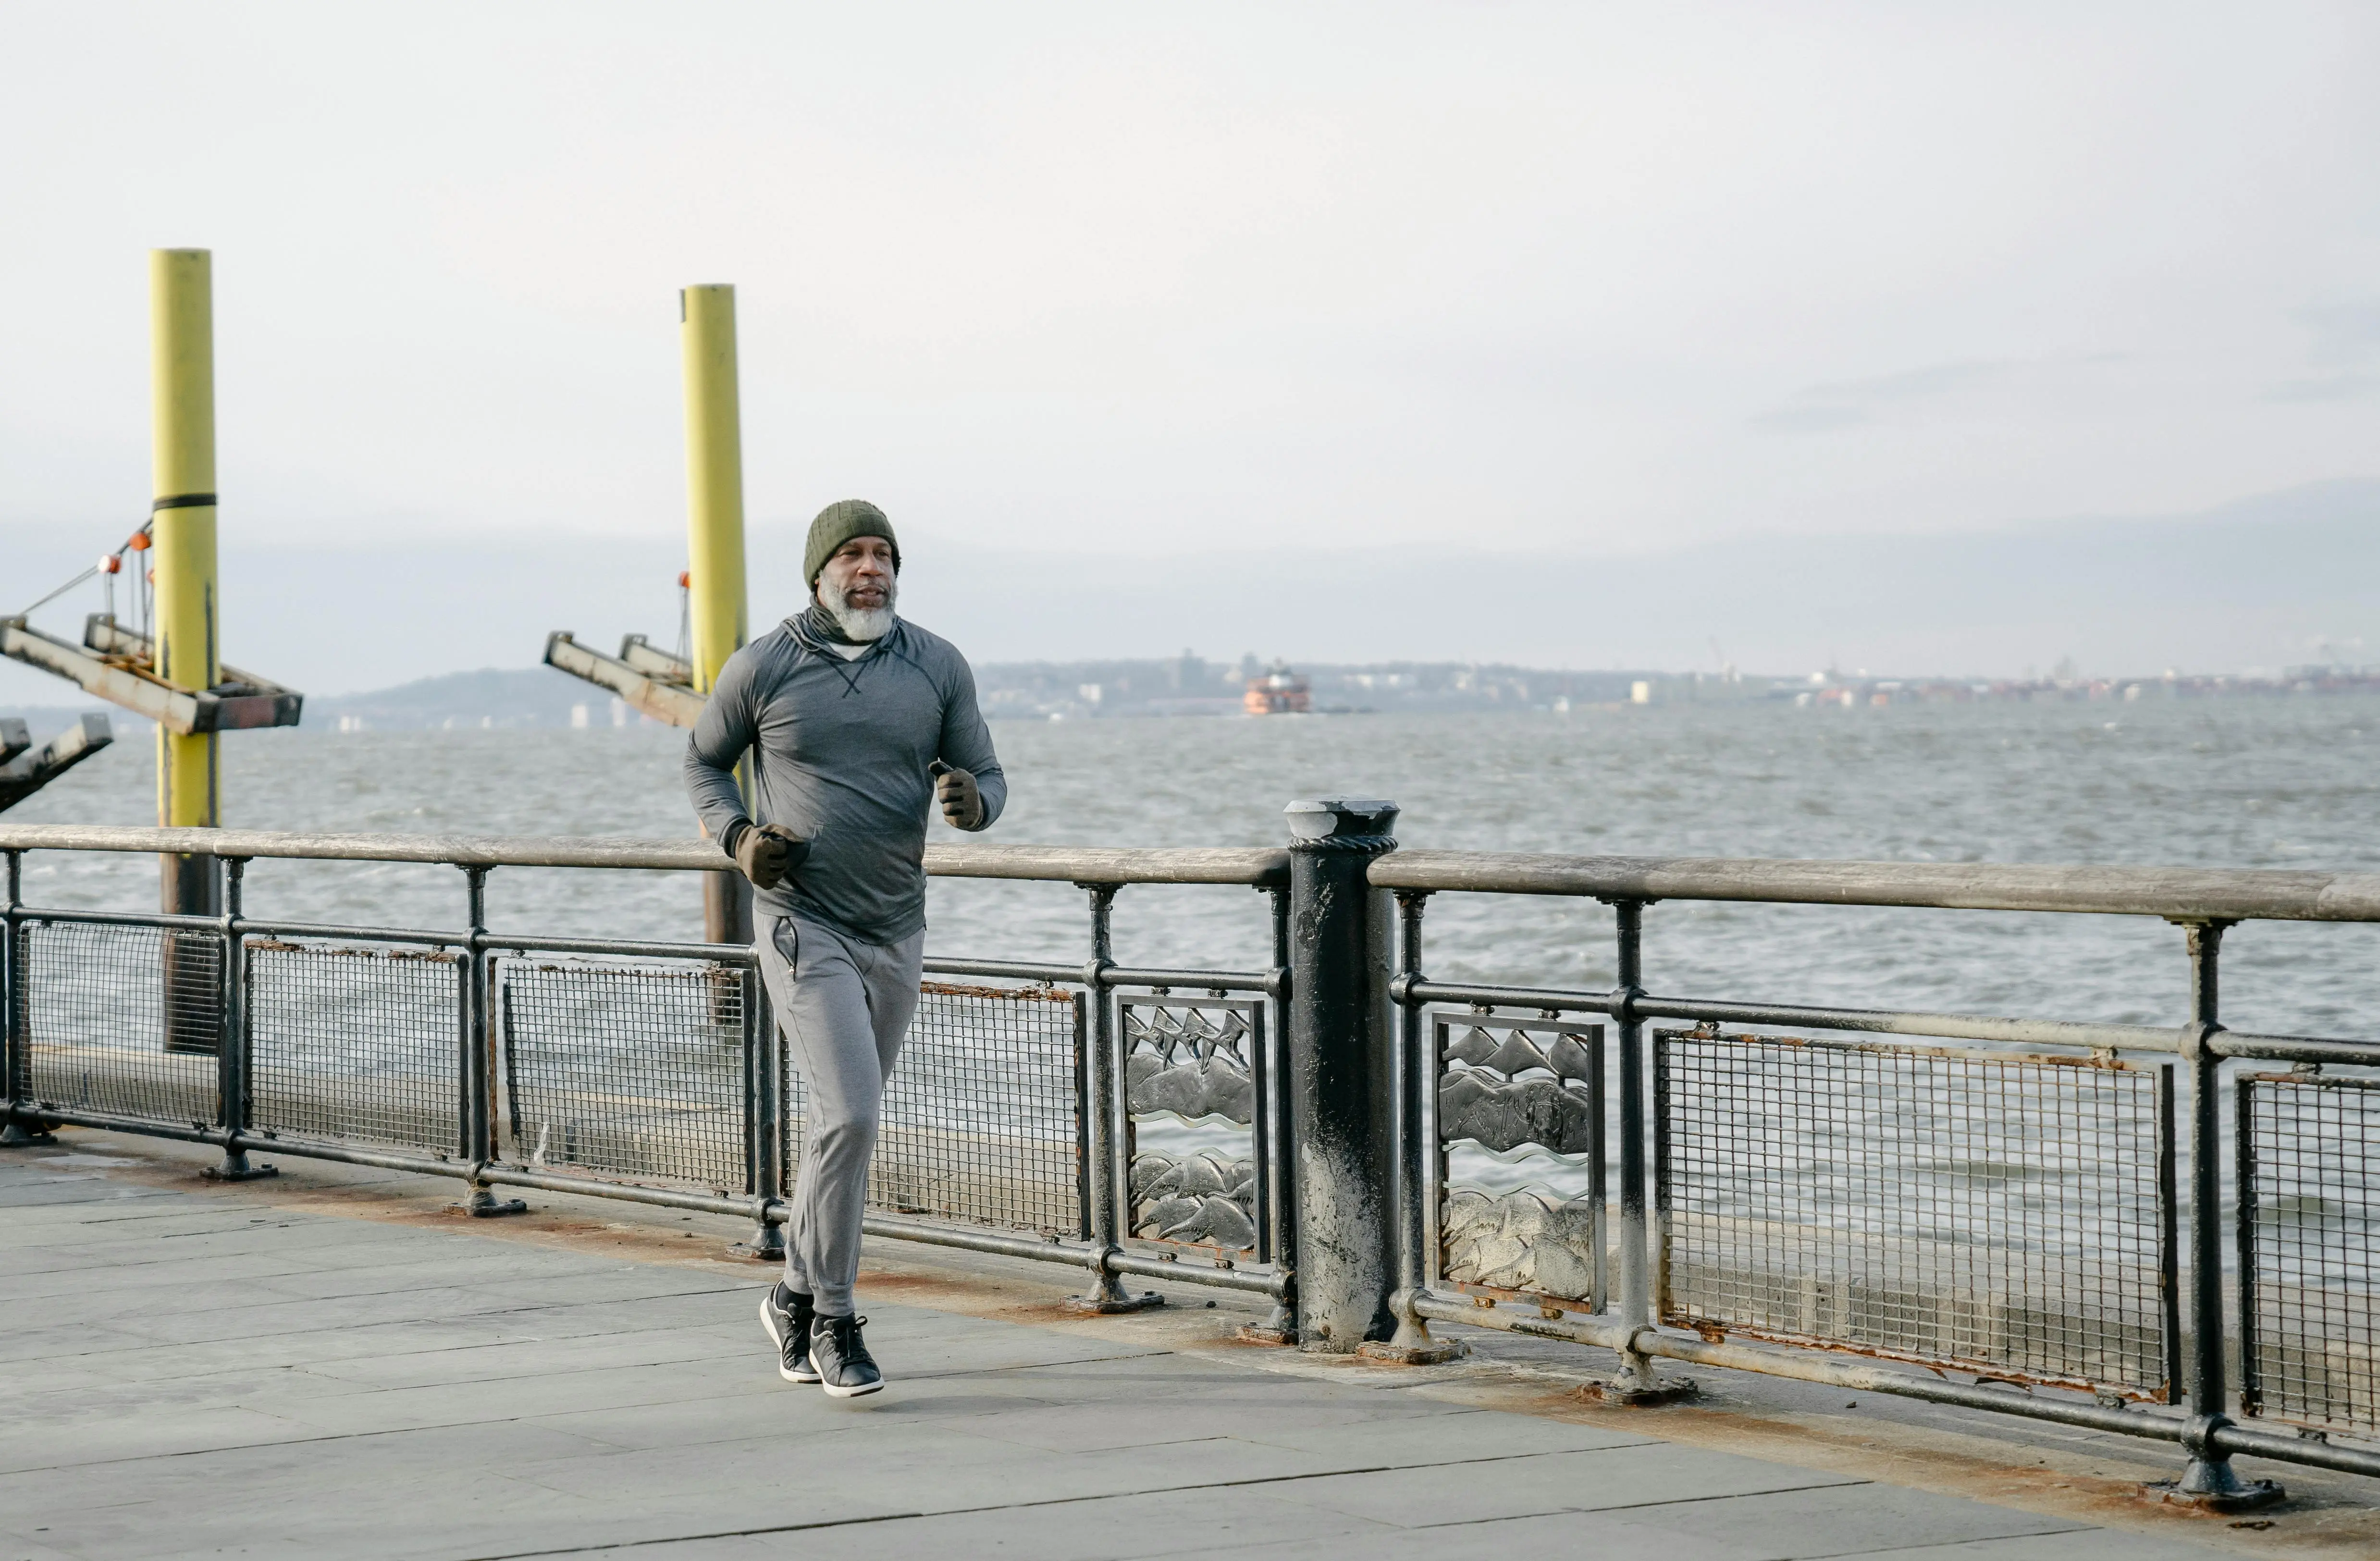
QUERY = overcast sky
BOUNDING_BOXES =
[3,3,2376,577]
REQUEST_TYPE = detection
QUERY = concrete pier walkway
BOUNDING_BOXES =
[0,1138,2341,1560]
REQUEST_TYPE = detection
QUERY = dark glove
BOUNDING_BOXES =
[931,761,985,830]
[733,823,808,890]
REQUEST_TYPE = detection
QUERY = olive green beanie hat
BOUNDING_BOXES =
[804,499,900,587]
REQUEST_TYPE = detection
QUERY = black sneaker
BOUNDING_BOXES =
[809,1313,883,1398]
[759,1282,819,1384]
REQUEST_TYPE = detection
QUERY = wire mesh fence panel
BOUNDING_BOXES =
[15,920,220,1126]
[1432,1015,1607,1309]
[1123,996,1262,1258]
[2240,1072,2380,1438]
[247,939,461,1155]
[501,958,749,1193]
[786,982,1082,1236]
[1657,1030,2173,1399]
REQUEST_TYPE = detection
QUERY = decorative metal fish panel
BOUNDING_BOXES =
[1441,1187,1603,1299]
[1121,996,1268,1257]
[1123,1000,1256,1123]
[1129,1149,1258,1251]
[1432,1015,1607,1305]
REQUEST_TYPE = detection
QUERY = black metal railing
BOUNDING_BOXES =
[1372,839,2380,1511]
[0,829,1294,1317]
[4,814,2378,1508]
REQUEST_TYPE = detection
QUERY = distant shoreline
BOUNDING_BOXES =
[9,666,2380,738]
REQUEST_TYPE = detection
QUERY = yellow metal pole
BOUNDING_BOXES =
[150,248,220,919]
[679,285,752,945]
[680,284,747,694]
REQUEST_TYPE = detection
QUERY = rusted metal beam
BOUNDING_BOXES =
[83,615,302,734]
[617,633,693,685]
[0,616,299,735]
[543,631,707,728]
[1371,848,2380,923]
[0,715,114,813]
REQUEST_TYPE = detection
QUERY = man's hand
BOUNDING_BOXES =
[932,762,985,830]
[734,823,809,890]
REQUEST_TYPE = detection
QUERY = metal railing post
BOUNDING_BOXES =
[1240,881,1299,1343]
[0,849,45,1147]
[1368,887,1461,1363]
[743,958,784,1259]
[1064,882,1160,1313]
[1281,798,1400,1352]
[460,866,525,1217]
[203,858,273,1181]
[1595,896,1694,1403]
[2160,919,2281,1510]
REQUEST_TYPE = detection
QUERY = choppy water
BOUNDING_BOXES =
[15,696,2380,1041]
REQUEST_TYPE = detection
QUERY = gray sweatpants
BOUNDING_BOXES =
[755,913,925,1316]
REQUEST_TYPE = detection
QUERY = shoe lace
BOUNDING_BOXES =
[827,1314,875,1368]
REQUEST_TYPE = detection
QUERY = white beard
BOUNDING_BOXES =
[818,574,897,642]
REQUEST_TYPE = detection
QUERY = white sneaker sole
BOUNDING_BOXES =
[820,1375,884,1399]
[758,1294,820,1384]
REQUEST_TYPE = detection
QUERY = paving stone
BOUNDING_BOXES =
[1601,1481,2086,1556]
[1848,1532,2238,1560]
[940,1390,1463,1455]
[656,1486,1394,1561]
[1265,1443,1862,1528]
[1233,1408,1654,1463]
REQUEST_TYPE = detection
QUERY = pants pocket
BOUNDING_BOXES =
[770,916,800,975]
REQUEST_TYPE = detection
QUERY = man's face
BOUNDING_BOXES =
[819,536,895,610]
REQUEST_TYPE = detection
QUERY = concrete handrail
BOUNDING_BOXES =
[1370,848,2380,923]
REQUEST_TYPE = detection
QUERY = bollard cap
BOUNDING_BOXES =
[1284,798,1399,842]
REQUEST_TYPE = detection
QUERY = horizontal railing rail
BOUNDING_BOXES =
[5,819,2376,1506]
[0,824,1288,885]
[1400,977,2191,1054]
[1372,848,2380,922]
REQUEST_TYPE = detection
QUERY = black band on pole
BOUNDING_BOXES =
[151,493,217,512]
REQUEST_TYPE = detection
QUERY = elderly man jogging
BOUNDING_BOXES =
[684,499,1005,1398]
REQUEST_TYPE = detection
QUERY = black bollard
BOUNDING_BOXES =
[1282,798,1400,1352]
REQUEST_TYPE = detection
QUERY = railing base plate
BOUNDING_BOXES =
[0,1122,58,1147]
[202,1161,279,1183]
[1062,1291,1165,1315]
[1358,1339,1467,1365]
[459,1190,529,1218]
[1579,1376,1700,1407]
[2146,1477,2286,1514]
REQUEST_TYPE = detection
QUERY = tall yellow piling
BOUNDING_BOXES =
[150,248,220,919]
[679,284,752,944]
[680,285,748,695]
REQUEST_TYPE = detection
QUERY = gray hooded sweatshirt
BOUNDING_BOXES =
[682,613,1005,945]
